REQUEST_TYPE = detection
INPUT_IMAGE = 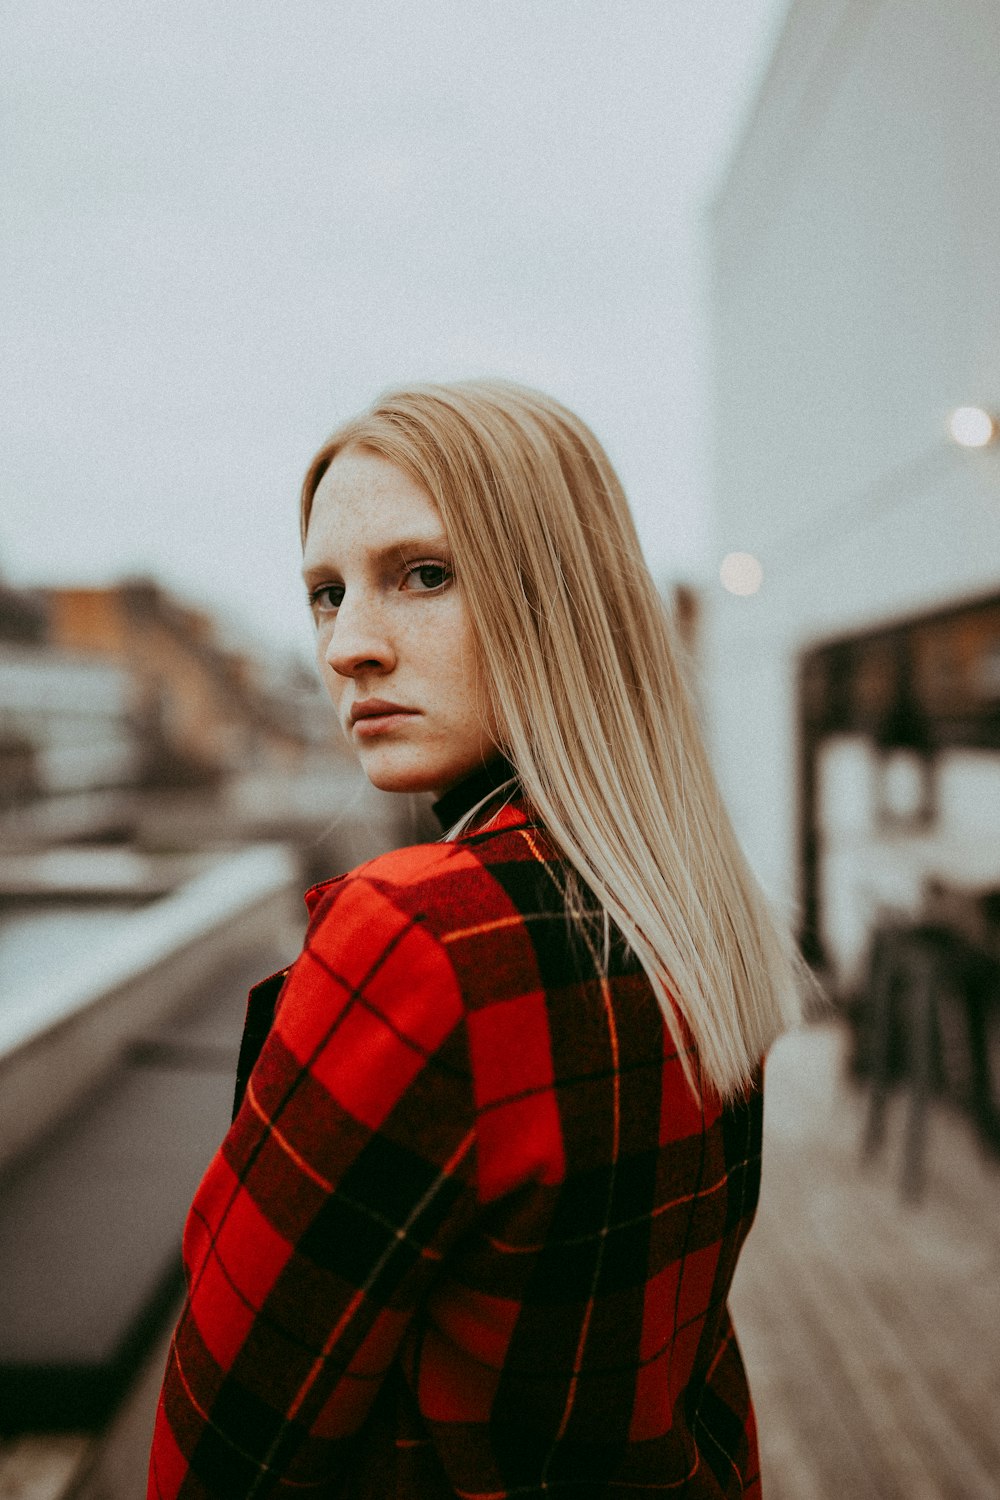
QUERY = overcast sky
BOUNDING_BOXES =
[2,0,787,660]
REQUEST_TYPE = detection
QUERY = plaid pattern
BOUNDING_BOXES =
[149,773,764,1498]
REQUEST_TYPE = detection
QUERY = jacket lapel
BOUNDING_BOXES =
[232,968,290,1120]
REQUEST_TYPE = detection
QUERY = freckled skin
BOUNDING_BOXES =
[303,449,500,797]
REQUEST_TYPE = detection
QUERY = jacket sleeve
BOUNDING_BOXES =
[147,871,478,1498]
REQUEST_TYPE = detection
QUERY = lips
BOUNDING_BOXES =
[347,699,421,742]
[349,698,417,725]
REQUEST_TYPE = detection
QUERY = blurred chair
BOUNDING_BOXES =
[859,885,1000,1202]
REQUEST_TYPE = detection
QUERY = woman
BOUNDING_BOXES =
[148,380,802,1498]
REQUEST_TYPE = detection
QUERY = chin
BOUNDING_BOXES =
[356,747,450,796]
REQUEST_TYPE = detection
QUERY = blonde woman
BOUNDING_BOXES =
[149,381,802,1498]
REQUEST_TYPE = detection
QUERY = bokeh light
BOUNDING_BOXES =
[947,406,997,448]
[720,551,764,596]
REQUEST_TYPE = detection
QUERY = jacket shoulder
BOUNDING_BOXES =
[305,819,555,949]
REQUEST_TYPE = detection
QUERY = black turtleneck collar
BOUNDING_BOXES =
[431,753,519,832]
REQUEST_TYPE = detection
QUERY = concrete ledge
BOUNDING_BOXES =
[0,847,208,900]
[0,1433,91,1500]
[0,942,287,1437]
[0,844,301,1172]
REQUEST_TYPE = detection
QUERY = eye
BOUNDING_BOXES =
[308,583,344,614]
[403,562,452,593]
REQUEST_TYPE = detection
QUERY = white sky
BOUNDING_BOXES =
[2,0,787,660]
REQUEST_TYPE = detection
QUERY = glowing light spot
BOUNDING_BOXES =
[720,552,763,596]
[947,406,997,448]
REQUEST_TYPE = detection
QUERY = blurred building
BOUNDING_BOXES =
[706,0,1000,991]
[0,645,138,807]
[43,578,332,788]
[0,579,138,807]
[0,575,342,816]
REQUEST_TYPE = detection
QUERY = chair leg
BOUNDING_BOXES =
[964,969,1000,1151]
[902,943,939,1204]
[862,937,898,1161]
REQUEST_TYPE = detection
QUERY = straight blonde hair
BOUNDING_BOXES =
[301,379,804,1100]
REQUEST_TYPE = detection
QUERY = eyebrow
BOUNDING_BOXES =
[301,534,451,588]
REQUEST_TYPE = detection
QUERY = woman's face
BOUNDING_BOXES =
[302,447,499,797]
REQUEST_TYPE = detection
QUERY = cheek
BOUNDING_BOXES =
[429,607,478,688]
[451,622,496,731]
[315,633,344,700]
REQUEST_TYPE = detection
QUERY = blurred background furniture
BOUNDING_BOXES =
[857,880,1000,1201]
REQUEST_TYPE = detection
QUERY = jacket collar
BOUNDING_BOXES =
[304,756,527,919]
[431,753,521,833]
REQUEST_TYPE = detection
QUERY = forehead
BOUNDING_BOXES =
[304,449,442,561]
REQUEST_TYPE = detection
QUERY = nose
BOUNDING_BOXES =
[321,588,397,680]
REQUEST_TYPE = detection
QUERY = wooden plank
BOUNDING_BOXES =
[733,1254,876,1499]
[776,1144,995,1491]
[757,1228,915,1497]
[732,1021,1000,1500]
[802,1156,1000,1475]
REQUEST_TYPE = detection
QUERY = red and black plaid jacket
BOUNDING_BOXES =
[149,760,764,1498]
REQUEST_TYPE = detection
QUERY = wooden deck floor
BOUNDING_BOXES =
[5,1020,999,1499]
[732,1020,1000,1500]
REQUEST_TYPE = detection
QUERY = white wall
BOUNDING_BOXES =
[706,0,1000,914]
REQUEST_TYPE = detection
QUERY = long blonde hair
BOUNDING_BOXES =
[301,379,804,1100]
